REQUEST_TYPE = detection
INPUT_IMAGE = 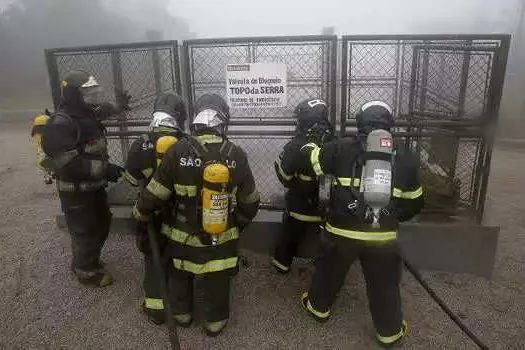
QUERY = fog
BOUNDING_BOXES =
[0,0,524,133]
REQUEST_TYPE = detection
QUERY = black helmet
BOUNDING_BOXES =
[293,98,329,133]
[60,70,104,110]
[192,94,231,135]
[153,93,187,128]
[356,101,395,135]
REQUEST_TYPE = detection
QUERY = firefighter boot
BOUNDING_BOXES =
[204,319,228,337]
[75,269,113,287]
[376,320,408,348]
[271,257,291,274]
[141,300,166,325]
[71,262,113,287]
[174,313,193,328]
[301,291,330,323]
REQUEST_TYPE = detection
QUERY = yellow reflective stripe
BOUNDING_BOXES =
[133,205,150,222]
[310,147,323,176]
[393,186,423,199]
[325,223,397,241]
[333,177,360,187]
[289,211,323,223]
[161,224,239,247]
[142,168,154,179]
[146,178,172,200]
[303,292,330,318]
[174,184,198,197]
[123,171,139,186]
[144,298,164,310]
[195,135,223,145]
[377,320,408,344]
[298,174,314,181]
[276,159,293,181]
[173,257,238,274]
[238,190,260,204]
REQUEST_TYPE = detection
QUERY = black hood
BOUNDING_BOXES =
[355,101,395,136]
[154,93,187,122]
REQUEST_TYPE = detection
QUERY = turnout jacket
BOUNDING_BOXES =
[305,136,424,241]
[274,135,322,222]
[42,106,110,192]
[124,128,185,188]
[133,133,260,274]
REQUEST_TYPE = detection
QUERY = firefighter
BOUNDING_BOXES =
[299,101,424,347]
[133,94,260,336]
[272,98,334,273]
[124,92,188,325]
[42,70,130,287]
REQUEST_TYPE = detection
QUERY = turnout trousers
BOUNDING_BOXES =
[307,230,404,338]
[273,212,321,270]
[168,265,231,323]
[59,188,111,273]
[139,215,168,314]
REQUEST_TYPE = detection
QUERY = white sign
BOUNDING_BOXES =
[226,63,287,109]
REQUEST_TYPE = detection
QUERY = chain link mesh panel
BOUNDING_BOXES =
[343,38,500,120]
[341,36,508,217]
[49,41,181,121]
[185,37,337,121]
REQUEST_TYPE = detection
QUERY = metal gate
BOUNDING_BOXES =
[340,35,510,222]
[45,35,510,222]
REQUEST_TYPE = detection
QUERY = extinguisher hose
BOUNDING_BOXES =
[403,260,489,350]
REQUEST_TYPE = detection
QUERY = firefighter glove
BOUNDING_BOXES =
[107,163,124,182]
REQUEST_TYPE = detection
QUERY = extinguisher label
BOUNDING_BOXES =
[203,193,229,224]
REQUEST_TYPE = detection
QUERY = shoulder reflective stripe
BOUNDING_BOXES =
[161,224,239,247]
[142,168,154,179]
[325,223,397,241]
[195,135,223,145]
[333,177,360,187]
[289,212,323,222]
[146,178,172,200]
[298,174,314,181]
[174,184,198,197]
[123,171,139,186]
[144,298,164,310]
[393,186,423,199]
[173,257,238,274]
[377,320,408,344]
[133,205,151,222]
[238,190,260,204]
[310,147,323,176]
[275,159,293,181]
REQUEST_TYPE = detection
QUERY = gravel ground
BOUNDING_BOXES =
[0,120,524,350]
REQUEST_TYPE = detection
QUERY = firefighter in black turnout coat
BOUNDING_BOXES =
[124,93,188,324]
[42,71,130,286]
[299,101,424,347]
[133,94,260,336]
[272,98,334,273]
